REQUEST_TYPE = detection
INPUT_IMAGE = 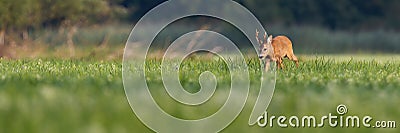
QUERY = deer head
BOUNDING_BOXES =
[256,29,272,59]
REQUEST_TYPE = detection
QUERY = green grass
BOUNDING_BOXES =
[0,56,399,133]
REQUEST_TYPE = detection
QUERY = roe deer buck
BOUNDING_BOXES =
[256,29,299,71]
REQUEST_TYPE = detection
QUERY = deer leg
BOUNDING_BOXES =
[276,59,281,69]
[264,59,270,72]
[288,54,299,67]
[279,58,284,69]
[276,58,284,69]
[293,55,299,67]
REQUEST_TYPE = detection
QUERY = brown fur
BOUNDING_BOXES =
[256,30,299,70]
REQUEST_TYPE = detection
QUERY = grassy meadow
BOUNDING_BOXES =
[1,1,400,132]
[0,55,399,133]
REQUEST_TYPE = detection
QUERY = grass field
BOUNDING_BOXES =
[0,55,399,133]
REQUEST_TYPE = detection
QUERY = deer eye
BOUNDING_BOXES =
[263,48,267,51]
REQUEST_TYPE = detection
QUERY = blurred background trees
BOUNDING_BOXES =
[0,0,400,58]
[117,0,400,31]
[243,0,400,30]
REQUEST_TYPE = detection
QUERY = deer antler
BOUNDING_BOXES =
[256,29,262,45]
[263,31,267,42]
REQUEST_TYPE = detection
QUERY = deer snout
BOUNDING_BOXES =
[258,55,264,59]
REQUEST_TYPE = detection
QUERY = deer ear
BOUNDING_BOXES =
[268,35,273,42]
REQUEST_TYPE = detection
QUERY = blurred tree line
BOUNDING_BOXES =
[119,0,400,30]
[0,0,126,56]
[242,0,400,30]
[0,0,399,56]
